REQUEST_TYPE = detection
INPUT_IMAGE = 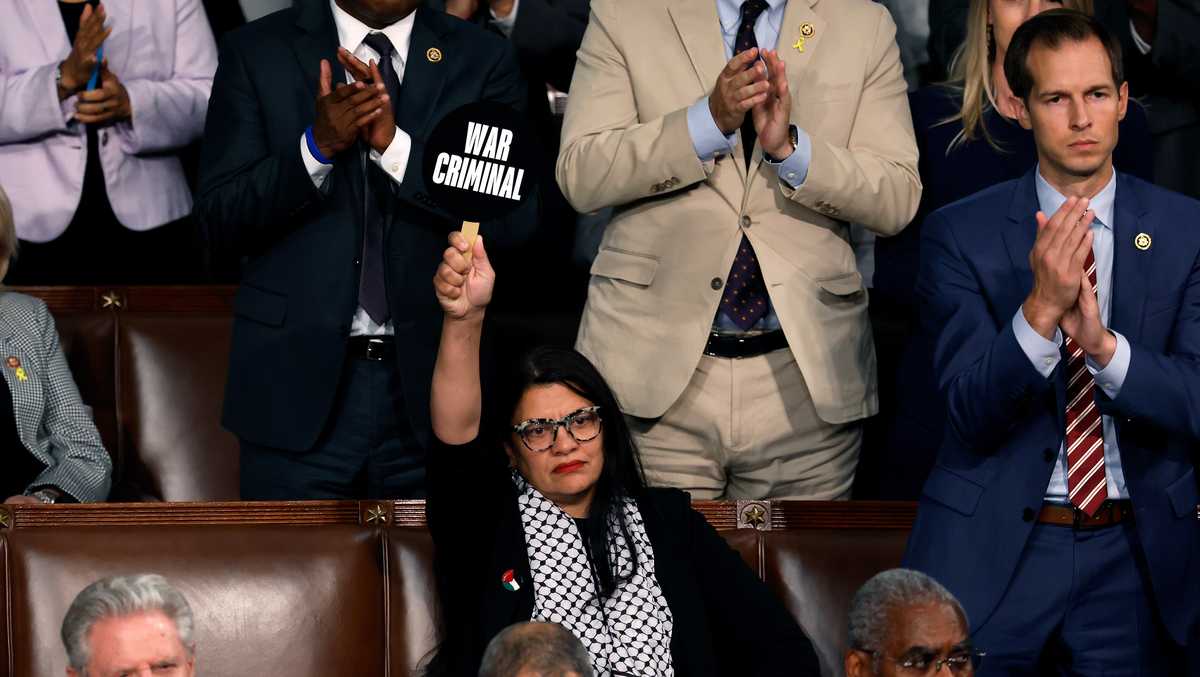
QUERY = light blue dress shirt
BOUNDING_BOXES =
[692,0,800,334]
[685,0,811,186]
[1011,168,1131,501]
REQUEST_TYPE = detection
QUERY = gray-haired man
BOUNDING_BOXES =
[61,574,196,677]
[845,569,983,677]
[479,622,594,677]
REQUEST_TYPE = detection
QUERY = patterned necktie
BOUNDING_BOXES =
[718,0,771,331]
[734,0,769,167]
[1064,248,1108,517]
[357,32,402,325]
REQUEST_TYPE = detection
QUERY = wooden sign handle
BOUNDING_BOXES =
[461,221,480,263]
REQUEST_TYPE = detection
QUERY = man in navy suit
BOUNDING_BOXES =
[197,0,537,499]
[903,10,1199,674]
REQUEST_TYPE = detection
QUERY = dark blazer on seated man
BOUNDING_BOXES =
[196,0,537,500]
[903,11,1199,675]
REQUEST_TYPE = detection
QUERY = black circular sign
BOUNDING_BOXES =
[421,101,540,223]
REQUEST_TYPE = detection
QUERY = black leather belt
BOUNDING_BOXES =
[347,336,394,361]
[703,330,788,359]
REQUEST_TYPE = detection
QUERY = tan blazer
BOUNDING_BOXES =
[556,0,920,424]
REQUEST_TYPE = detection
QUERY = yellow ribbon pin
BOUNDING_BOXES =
[7,356,26,381]
[792,36,805,52]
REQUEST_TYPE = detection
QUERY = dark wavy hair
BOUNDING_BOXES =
[491,346,648,598]
[1004,9,1124,103]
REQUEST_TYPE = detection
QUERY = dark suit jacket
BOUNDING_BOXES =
[196,0,538,452]
[424,436,819,677]
[1096,0,1200,199]
[902,169,1200,645]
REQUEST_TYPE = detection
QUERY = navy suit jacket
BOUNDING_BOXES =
[196,0,537,452]
[902,169,1200,645]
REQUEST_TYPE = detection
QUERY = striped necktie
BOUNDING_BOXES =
[1064,248,1108,517]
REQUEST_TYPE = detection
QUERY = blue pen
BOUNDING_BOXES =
[86,44,104,91]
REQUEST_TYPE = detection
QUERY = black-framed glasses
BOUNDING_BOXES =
[511,406,603,452]
[867,649,985,675]
[883,648,984,672]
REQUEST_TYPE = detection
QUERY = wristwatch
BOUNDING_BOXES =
[763,124,799,164]
[27,488,58,504]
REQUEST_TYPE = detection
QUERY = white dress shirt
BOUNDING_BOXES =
[299,0,417,336]
[1011,167,1132,502]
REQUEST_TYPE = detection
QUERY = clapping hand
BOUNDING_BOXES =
[1022,196,1095,340]
[336,48,397,154]
[58,2,111,100]
[709,48,770,135]
[74,65,131,125]
[1060,265,1117,365]
[751,50,793,160]
[434,232,495,321]
[310,59,388,160]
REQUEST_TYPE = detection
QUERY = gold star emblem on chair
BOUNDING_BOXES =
[100,291,125,309]
[365,504,389,525]
[739,502,769,530]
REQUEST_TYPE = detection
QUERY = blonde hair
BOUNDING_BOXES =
[0,184,16,268]
[945,0,1093,150]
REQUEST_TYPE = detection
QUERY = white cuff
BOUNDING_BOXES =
[301,131,334,189]
[1129,19,1153,55]
[369,127,412,185]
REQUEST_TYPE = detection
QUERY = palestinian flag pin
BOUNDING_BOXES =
[501,569,520,592]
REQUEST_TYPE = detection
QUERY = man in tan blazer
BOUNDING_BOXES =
[556,0,920,499]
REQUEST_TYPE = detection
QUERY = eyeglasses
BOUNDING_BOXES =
[511,406,603,452]
[868,649,985,675]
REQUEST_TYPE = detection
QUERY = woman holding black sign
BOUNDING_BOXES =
[424,232,819,676]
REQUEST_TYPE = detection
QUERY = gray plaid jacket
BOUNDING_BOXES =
[1,292,111,501]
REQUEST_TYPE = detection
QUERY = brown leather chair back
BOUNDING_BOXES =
[0,536,8,676]
[763,529,910,676]
[52,312,119,470]
[387,527,439,675]
[116,314,238,500]
[6,525,387,676]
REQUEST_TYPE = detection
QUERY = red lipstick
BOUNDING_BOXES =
[553,460,585,474]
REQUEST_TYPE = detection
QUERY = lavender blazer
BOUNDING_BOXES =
[0,0,217,243]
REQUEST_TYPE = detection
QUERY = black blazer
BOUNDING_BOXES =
[424,437,819,677]
[196,0,538,452]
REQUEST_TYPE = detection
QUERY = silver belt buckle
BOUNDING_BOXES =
[364,338,388,361]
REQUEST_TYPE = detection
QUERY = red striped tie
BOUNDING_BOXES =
[1064,249,1108,517]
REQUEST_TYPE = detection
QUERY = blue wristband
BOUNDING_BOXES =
[305,125,332,165]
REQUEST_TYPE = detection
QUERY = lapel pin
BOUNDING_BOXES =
[6,356,26,382]
[1134,232,1152,251]
[426,47,443,63]
[501,569,521,592]
[794,23,815,52]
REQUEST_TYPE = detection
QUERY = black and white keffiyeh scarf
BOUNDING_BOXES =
[513,471,675,676]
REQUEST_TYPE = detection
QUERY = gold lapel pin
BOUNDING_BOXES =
[1134,232,1152,251]
[426,47,443,63]
[794,23,816,52]
[7,357,27,382]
